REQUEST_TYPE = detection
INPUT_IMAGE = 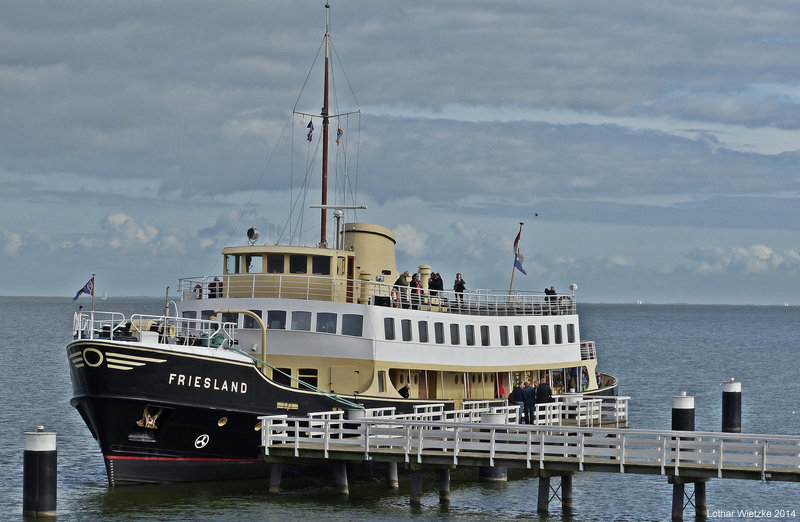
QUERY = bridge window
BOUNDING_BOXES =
[401,319,412,341]
[312,256,331,275]
[418,321,429,343]
[267,310,286,329]
[225,254,241,274]
[528,325,537,345]
[289,255,307,274]
[342,314,363,337]
[384,318,395,340]
[182,311,196,319]
[499,326,509,346]
[465,325,475,346]
[555,324,563,344]
[291,311,311,331]
[298,368,318,388]
[246,255,263,274]
[273,367,292,386]
[434,322,445,344]
[480,325,490,346]
[450,324,460,345]
[243,310,263,329]
[316,312,337,333]
[267,254,284,274]
[513,325,523,346]
[540,325,550,345]
[201,310,214,320]
[221,312,238,325]
[567,323,576,343]
[377,371,385,393]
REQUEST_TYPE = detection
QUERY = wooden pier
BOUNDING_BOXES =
[259,399,800,519]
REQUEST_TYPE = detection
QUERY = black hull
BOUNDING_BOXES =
[67,340,442,486]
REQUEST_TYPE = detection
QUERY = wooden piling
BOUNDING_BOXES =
[537,475,551,514]
[561,474,573,512]
[333,463,349,495]
[409,468,423,506]
[268,464,282,493]
[438,468,450,504]
[386,462,399,489]
[671,482,685,521]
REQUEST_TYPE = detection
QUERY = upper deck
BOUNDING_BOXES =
[179,273,577,317]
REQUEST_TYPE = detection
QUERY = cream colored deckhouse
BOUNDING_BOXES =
[176,222,612,405]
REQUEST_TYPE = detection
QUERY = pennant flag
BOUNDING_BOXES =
[336,126,343,145]
[513,225,527,275]
[306,120,314,142]
[73,277,95,301]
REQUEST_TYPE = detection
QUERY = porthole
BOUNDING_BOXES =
[490,374,495,382]
[478,374,482,383]
[471,374,476,383]
[218,417,228,427]
[454,375,459,385]
[413,375,418,384]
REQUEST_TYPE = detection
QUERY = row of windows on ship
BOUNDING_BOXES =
[182,309,577,346]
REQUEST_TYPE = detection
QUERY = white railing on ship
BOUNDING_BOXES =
[179,274,577,316]
[72,310,237,348]
[261,416,800,478]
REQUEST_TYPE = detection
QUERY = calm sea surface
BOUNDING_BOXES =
[1,297,798,520]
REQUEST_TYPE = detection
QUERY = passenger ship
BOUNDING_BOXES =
[67,4,616,486]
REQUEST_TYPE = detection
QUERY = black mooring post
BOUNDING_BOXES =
[671,392,695,521]
[722,378,742,433]
[23,426,57,518]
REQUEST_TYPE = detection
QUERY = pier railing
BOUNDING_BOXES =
[261,414,800,481]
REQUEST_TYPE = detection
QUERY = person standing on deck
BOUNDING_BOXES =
[392,271,411,308]
[536,375,553,404]
[522,380,537,424]
[453,273,467,308]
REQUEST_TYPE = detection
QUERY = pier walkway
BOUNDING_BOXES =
[259,398,800,518]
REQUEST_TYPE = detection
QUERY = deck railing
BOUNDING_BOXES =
[72,310,237,348]
[179,274,577,316]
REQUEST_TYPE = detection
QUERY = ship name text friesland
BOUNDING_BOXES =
[168,373,248,394]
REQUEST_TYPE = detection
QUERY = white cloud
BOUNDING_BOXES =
[102,213,159,250]
[687,244,800,275]
[2,231,22,255]
[393,224,427,257]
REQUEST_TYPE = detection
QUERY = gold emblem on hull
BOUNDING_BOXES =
[136,407,164,429]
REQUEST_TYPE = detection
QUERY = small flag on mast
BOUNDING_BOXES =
[73,277,95,301]
[513,225,527,275]
[336,126,343,145]
[306,120,314,142]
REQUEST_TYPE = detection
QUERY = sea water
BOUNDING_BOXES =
[1,297,798,520]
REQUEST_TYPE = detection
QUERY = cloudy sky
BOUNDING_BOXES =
[2,1,800,304]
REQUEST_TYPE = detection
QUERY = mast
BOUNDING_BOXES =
[320,3,331,247]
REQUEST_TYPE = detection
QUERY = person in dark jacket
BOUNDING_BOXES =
[522,381,537,424]
[398,383,411,398]
[453,273,467,308]
[536,375,553,404]
[511,382,525,423]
